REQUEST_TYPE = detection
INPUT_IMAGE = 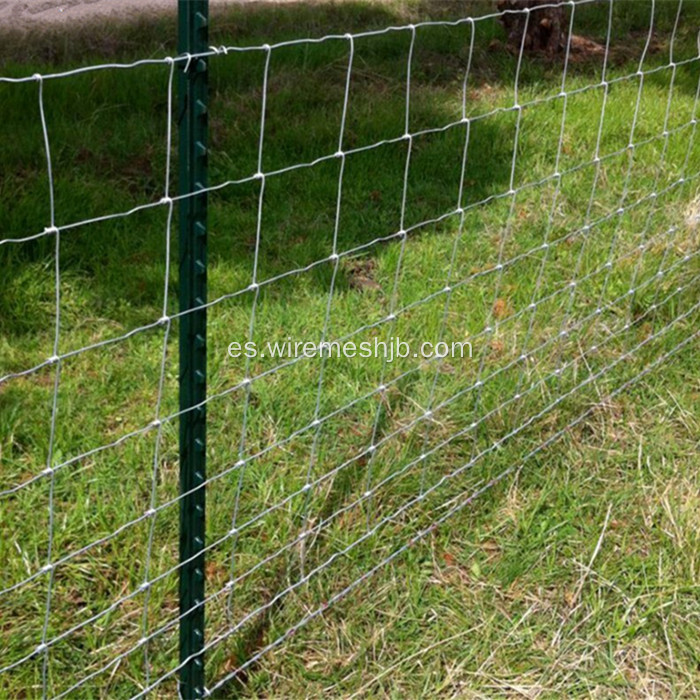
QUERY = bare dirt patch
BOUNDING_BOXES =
[0,0,277,27]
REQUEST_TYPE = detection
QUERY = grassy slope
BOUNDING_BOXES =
[0,0,699,697]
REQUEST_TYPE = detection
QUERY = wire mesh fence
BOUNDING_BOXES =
[1,0,699,697]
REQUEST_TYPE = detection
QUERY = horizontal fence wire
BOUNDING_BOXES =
[1,0,699,696]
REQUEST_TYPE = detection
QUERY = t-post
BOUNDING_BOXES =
[178,0,209,697]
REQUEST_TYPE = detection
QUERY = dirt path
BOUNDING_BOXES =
[0,0,265,26]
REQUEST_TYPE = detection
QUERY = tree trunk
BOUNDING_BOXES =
[497,0,568,56]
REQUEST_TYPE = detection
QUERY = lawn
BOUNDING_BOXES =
[0,0,699,697]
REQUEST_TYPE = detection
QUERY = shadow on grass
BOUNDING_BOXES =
[1,0,697,345]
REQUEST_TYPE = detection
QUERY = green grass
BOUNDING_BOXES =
[0,0,699,697]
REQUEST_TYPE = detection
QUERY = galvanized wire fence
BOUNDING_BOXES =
[1,0,699,697]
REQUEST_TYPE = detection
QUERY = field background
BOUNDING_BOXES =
[1,0,699,697]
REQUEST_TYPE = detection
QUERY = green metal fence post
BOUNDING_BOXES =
[178,0,209,697]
